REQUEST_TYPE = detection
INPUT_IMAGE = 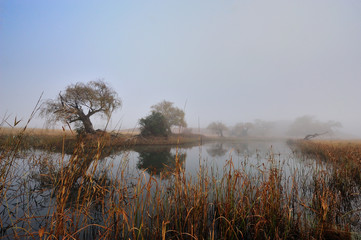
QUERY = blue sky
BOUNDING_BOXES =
[1,0,361,135]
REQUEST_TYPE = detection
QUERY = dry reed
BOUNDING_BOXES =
[0,120,358,239]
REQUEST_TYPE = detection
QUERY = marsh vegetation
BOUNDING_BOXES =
[1,122,361,239]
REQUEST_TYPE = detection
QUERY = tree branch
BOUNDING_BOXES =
[304,132,328,140]
[87,108,102,117]
[68,118,81,123]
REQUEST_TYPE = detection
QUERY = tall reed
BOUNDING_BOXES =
[0,128,358,239]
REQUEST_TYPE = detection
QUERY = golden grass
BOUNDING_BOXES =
[1,131,358,239]
[0,127,203,152]
[0,108,359,240]
[0,127,73,136]
[291,140,361,196]
[309,139,361,145]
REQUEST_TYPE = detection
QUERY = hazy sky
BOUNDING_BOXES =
[1,0,361,135]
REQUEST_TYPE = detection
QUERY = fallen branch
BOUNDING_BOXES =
[304,132,328,140]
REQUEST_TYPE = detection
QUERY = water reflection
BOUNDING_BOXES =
[206,142,254,158]
[134,146,186,176]
[25,149,117,210]
[228,142,250,156]
[2,140,291,239]
[206,143,227,157]
[6,140,361,238]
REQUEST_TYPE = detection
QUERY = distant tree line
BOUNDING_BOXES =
[207,116,341,138]
[41,80,342,139]
[207,119,274,137]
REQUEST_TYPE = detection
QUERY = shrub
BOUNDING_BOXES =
[139,112,171,137]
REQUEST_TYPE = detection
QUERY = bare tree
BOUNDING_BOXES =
[40,80,121,134]
[151,100,187,128]
[207,121,228,137]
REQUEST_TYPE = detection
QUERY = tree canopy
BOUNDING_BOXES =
[207,121,228,137]
[40,80,121,134]
[139,112,171,137]
[151,100,187,128]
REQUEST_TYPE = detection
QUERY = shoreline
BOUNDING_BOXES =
[2,127,359,153]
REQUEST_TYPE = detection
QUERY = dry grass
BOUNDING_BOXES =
[0,127,203,154]
[1,131,358,239]
[290,139,361,234]
[292,139,361,184]
[0,127,73,136]
[0,107,359,240]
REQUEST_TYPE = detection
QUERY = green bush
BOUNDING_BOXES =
[139,112,171,137]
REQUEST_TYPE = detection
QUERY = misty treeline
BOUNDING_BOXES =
[41,80,187,136]
[206,115,342,138]
[40,80,342,138]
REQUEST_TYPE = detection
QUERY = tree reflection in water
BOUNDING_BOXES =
[135,146,186,177]
[0,149,117,238]
[206,143,228,157]
[226,142,250,156]
[206,142,259,158]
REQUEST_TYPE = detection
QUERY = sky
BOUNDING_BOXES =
[1,0,361,135]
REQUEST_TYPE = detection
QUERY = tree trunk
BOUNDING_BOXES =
[76,110,96,134]
[77,110,95,134]
[82,116,95,134]
[304,132,328,140]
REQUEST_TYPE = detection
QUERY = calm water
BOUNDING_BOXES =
[0,140,324,238]
[99,140,311,182]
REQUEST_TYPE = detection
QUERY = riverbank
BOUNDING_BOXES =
[0,127,207,154]
[0,127,291,153]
